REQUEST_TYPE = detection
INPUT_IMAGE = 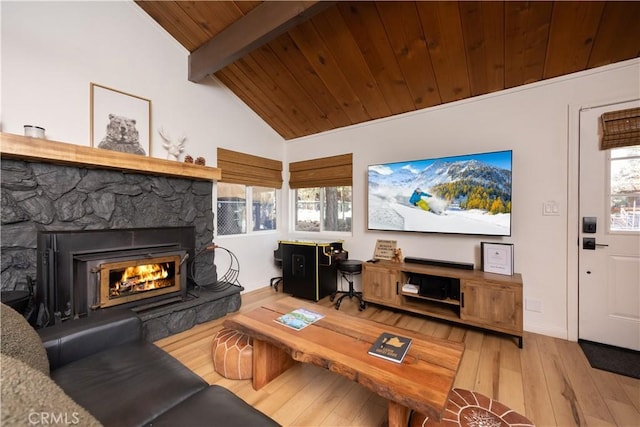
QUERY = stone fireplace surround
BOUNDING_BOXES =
[1,156,240,341]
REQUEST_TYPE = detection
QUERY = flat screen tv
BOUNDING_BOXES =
[367,150,512,236]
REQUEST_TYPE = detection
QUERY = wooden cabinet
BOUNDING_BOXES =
[362,261,523,347]
[460,280,523,337]
[361,263,400,306]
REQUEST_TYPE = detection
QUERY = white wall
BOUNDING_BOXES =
[285,59,640,338]
[1,1,285,292]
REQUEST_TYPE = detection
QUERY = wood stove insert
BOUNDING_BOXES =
[36,227,198,327]
[75,248,187,312]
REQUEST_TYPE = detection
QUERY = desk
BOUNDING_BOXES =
[223,297,464,426]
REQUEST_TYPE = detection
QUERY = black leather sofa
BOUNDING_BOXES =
[1,303,279,427]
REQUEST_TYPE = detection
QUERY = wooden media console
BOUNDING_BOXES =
[362,260,524,347]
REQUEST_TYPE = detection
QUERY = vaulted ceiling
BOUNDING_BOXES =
[136,1,640,140]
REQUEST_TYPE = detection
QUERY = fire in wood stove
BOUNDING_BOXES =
[111,263,172,296]
[100,254,183,308]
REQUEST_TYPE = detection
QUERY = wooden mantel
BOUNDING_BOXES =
[0,132,221,181]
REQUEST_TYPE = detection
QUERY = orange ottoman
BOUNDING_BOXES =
[211,328,253,380]
[409,388,534,427]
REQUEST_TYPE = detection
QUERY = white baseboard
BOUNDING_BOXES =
[524,324,569,341]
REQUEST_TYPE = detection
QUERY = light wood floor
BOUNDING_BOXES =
[155,287,640,426]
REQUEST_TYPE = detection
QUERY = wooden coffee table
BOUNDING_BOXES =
[223,297,464,426]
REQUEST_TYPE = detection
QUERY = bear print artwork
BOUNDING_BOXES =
[98,113,146,155]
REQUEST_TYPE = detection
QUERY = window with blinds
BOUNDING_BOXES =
[289,154,353,233]
[216,148,282,236]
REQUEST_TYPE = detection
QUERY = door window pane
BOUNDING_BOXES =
[611,146,640,159]
[609,146,640,232]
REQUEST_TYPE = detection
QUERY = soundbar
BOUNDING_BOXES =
[404,257,474,270]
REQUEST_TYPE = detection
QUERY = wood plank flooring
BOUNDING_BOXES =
[155,287,640,426]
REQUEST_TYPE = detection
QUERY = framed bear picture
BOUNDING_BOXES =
[90,83,151,156]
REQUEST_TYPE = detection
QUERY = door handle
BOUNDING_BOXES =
[583,237,609,250]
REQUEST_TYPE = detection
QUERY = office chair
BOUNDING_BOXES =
[270,242,283,291]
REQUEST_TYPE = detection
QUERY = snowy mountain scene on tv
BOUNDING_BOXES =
[367,150,512,236]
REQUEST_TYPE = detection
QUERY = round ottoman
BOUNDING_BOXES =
[409,388,534,427]
[211,328,253,380]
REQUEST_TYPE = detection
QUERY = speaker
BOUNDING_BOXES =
[404,257,474,270]
[292,254,305,276]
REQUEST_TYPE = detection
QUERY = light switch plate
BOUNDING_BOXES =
[543,201,560,216]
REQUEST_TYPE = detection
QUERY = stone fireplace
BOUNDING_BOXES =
[1,149,239,340]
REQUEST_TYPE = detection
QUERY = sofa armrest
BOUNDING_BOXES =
[38,308,142,370]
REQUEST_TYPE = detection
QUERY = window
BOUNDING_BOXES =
[217,184,277,236]
[294,186,352,232]
[252,186,277,231]
[217,183,246,235]
[609,146,640,232]
[216,148,282,236]
[289,153,353,234]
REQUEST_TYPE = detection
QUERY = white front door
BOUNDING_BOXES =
[578,99,640,351]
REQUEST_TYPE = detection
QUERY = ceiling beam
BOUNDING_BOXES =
[188,1,334,83]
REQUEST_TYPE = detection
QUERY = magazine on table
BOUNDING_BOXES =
[274,308,325,331]
[368,332,412,363]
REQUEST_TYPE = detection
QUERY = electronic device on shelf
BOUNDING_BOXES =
[403,257,474,271]
[401,283,419,294]
[408,273,460,300]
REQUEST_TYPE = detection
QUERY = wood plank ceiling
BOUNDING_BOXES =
[136,1,640,140]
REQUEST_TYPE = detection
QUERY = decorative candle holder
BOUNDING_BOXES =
[24,125,45,138]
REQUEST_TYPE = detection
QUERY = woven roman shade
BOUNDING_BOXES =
[217,148,283,188]
[289,153,352,189]
[600,107,640,150]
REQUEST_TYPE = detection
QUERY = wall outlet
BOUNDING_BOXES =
[525,298,543,313]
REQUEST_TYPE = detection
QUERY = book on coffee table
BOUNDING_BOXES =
[274,308,325,331]
[368,332,412,363]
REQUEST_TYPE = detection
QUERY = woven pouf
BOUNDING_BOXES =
[409,388,534,427]
[211,328,253,380]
